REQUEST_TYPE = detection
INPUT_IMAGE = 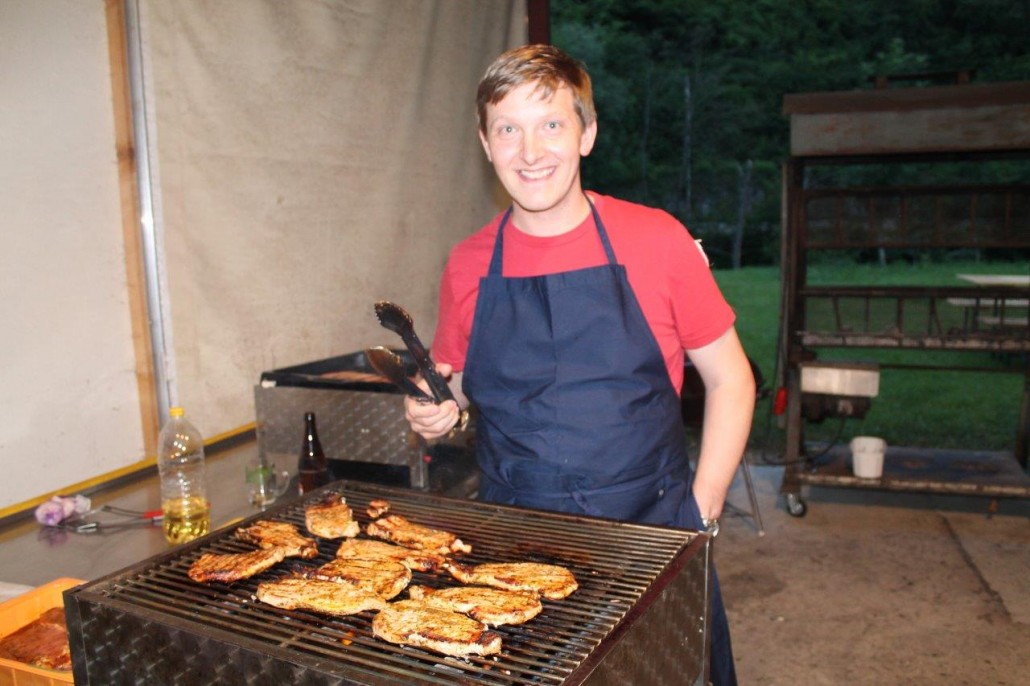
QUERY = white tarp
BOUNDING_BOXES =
[0,0,523,510]
[145,0,523,436]
[0,0,144,509]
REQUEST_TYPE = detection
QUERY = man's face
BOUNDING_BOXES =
[479,82,597,232]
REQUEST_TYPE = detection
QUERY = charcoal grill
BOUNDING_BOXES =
[65,481,711,685]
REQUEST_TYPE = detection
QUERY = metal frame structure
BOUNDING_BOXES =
[778,79,1030,514]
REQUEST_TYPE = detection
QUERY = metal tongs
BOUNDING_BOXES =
[57,505,164,534]
[370,301,455,404]
[365,346,432,402]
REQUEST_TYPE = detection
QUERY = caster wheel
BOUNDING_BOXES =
[785,493,807,517]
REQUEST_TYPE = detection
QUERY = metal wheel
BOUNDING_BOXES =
[785,493,807,517]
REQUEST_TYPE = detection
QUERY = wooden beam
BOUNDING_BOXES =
[783,81,1030,115]
[527,0,550,45]
[789,102,1030,156]
[104,0,160,459]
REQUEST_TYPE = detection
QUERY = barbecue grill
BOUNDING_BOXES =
[65,481,711,685]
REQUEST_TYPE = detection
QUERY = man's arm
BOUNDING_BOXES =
[686,327,756,522]
[404,366,467,440]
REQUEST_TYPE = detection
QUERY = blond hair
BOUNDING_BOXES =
[477,44,596,133]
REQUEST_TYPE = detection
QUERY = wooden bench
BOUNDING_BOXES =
[946,296,1029,331]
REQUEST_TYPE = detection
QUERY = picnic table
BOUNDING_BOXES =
[956,273,1030,287]
[949,273,1029,329]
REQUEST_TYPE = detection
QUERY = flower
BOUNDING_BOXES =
[34,495,92,526]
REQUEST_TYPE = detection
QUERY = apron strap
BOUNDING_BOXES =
[486,207,513,276]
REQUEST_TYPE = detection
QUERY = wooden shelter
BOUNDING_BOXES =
[778,78,1030,515]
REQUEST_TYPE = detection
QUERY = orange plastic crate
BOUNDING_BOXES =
[0,578,83,686]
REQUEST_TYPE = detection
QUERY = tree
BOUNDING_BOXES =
[551,0,1030,267]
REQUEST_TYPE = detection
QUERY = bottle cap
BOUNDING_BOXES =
[170,407,185,418]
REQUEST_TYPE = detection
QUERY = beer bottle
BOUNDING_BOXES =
[298,411,330,494]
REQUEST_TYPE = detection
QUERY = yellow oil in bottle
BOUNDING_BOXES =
[162,495,211,544]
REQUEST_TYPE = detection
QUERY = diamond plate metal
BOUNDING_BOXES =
[580,537,710,686]
[254,384,428,488]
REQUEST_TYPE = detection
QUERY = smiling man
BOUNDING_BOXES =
[404,44,753,686]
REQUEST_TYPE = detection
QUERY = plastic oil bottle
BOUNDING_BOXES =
[158,407,211,544]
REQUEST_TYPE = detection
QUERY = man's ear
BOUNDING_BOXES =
[478,129,493,163]
[579,119,598,157]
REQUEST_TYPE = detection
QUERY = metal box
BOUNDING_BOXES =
[254,350,475,494]
[800,360,880,397]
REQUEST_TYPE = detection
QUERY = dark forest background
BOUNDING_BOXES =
[551,0,1030,268]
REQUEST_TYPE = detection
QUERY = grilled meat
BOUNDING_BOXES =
[0,607,71,671]
[305,494,361,539]
[236,520,318,559]
[366,499,391,519]
[372,599,501,657]
[305,558,411,599]
[335,538,445,572]
[445,562,578,600]
[188,548,287,583]
[366,515,471,555]
[407,585,542,626]
[256,577,386,616]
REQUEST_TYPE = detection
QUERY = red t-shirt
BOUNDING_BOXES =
[432,193,735,393]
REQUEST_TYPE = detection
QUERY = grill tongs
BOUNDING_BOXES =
[56,505,163,534]
[365,346,432,402]
[371,300,455,405]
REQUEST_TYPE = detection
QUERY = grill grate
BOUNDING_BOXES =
[67,481,707,685]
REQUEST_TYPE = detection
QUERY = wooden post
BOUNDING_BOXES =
[527,0,550,45]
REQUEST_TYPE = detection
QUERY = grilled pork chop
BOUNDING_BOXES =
[372,599,501,657]
[366,515,472,555]
[335,538,445,572]
[366,498,391,519]
[0,607,71,671]
[236,520,318,559]
[305,494,361,539]
[445,562,578,600]
[305,558,411,599]
[188,547,287,583]
[407,585,542,626]
[256,577,387,616]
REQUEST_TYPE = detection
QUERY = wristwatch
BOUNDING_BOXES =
[447,409,470,438]
[701,516,720,538]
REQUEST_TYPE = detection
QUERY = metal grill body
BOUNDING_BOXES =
[65,481,710,685]
[254,351,475,491]
[256,385,426,485]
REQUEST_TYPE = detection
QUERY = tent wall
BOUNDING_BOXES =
[1,0,145,511]
[0,0,524,512]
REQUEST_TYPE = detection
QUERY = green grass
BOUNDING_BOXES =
[712,261,1028,456]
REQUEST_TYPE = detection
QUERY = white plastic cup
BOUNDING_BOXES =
[850,436,886,478]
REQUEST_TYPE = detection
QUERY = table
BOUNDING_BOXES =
[0,440,264,588]
[956,273,1030,287]
[951,273,1029,329]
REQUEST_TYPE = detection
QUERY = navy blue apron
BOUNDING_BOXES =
[463,199,737,685]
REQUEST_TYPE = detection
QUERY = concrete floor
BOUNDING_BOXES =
[716,463,1029,686]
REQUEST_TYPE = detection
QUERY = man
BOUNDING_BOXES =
[406,44,754,685]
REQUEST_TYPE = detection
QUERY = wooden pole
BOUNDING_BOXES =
[527,0,550,45]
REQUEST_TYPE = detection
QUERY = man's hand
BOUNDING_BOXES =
[404,363,466,440]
